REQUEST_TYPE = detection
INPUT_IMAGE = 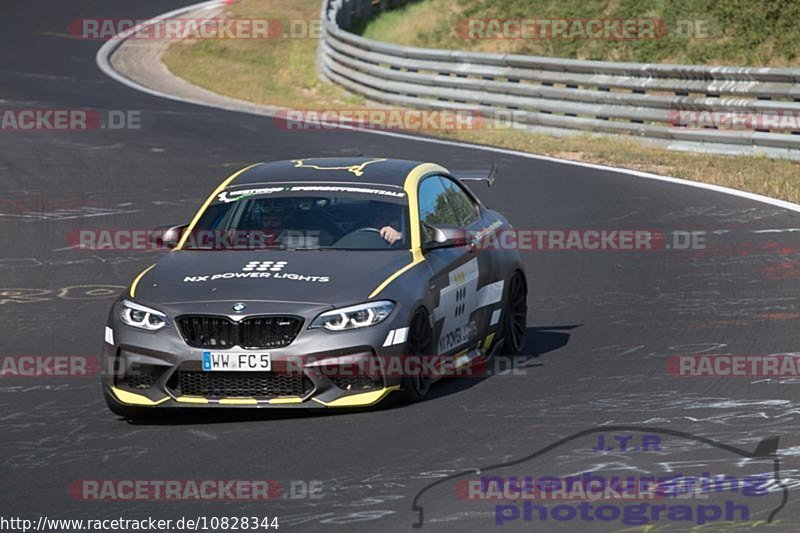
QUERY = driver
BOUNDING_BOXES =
[256,198,295,246]
[370,202,404,245]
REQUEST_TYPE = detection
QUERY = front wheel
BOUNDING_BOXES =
[400,308,435,402]
[501,271,528,355]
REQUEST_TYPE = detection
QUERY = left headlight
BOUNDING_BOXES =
[120,300,168,331]
[310,300,395,331]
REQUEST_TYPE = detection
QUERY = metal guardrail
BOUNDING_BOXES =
[318,0,800,158]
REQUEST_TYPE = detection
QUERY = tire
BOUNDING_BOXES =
[501,271,528,356]
[400,308,435,402]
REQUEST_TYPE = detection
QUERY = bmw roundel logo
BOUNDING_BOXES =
[232,303,247,313]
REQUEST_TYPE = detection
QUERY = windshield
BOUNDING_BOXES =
[183,184,410,250]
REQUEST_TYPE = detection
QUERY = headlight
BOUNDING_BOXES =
[310,300,394,331]
[120,300,168,331]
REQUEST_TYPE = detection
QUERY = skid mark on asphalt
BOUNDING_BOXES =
[459,390,800,431]
[0,191,201,223]
[0,206,139,221]
[539,290,800,325]
[0,255,153,268]
[0,285,125,306]
[0,404,153,468]
[653,206,790,224]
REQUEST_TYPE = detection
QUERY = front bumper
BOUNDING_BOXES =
[102,300,415,410]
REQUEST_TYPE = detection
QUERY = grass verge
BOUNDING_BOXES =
[359,0,800,66]
[162,0,800,203]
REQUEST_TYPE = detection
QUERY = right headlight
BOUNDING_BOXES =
[310,300,395,331]
[119,300,168,331]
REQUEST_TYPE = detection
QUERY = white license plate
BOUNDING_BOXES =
[202,352,271,372]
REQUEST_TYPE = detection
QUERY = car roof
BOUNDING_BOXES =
[228,158,430,189]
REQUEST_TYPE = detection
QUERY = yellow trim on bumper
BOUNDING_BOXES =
[175,396,209,404]
[175,163,264,250]
[483,333,496,351]
[368,162,448,299]
[312,385,400,407]
[219,398,258,405]
[129,264,155,298]
[110,386,169,406]
[268,397,304,405]
[176,395,302,405]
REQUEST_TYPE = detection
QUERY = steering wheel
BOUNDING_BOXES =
[332,226,396,248]
[355,227,396,247]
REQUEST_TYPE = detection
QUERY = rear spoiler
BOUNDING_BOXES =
[457,162,497,187]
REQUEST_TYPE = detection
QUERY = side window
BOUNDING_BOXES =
[418,177,459,237]
[440,177,480,227]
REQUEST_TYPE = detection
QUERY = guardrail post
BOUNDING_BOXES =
[340,0,353,29]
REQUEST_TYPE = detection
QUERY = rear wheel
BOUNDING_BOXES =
[401,308,435,402]
[501,271,528,355]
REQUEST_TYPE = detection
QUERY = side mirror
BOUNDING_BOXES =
[424,224,468,249]
[151,224,187,249]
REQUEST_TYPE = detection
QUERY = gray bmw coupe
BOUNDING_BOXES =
[102,157,527,417]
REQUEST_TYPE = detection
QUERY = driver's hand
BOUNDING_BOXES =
[380,226,402,245]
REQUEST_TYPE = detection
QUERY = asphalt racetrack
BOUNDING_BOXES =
[2,1,800,531]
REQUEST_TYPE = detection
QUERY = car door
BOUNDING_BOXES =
[418,175,491,355]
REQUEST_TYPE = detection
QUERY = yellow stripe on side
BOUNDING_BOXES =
[368,162,448,299]
[368,260,423,299]
[312,385,400,407]
[175,396,209,404]
[175,163,264,250]
[268,397,303,405]
[129,264,155,298]
[110,386,169,406]
[219,398,258,405]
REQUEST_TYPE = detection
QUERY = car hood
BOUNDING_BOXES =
[132,249,416,308]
